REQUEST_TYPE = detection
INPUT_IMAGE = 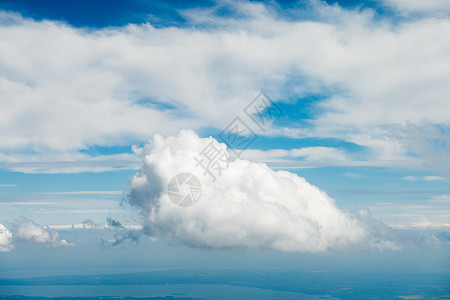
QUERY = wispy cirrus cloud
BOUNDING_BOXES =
[39,191,123,195]
[403,176,447,182]
[0,202,55,206]
[380,0,450,13]
[0,152,139,173]
[234,146,349,162]
[428,194,450,204]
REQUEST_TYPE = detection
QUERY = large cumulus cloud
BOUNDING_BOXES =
[127,130,399,252]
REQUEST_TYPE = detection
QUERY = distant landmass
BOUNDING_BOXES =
[1,297,200,300]
[0,268,448,299]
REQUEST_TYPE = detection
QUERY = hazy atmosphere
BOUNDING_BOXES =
[0,0,449,299]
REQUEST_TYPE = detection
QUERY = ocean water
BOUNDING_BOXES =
[0,284,331,299]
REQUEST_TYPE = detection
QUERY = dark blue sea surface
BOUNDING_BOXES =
[0,268,448,299]
[0,284,327,299]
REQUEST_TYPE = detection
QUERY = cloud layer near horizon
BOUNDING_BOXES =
[0,217,71,251]
[127,130,399,252]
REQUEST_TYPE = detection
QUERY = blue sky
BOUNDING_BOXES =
[0,0,449,284]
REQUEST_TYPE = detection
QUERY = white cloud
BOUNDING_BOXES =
[369,196,450,227]
[232,146,399,169]
[48,222,142,230]
[0,202,55,206]
[0,151,139,174]
[403,175,446,182]
[2,218,71,251]
[267,158,423,170]
[0,224,13,252]
[34,209,124,214]
[40,191,123,195]
[423,176,446,181]
[0,2,449,174]
[126,130,400,252]
[380,0,450,13]
[409,217,450,229]
[11,217,72,247]
[428,195,450,204]
[236,146,349,162]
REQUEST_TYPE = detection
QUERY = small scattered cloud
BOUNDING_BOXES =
[403,175,446,182]
[428,195,450,204]
[410,217,450,229]
[107,217,123,228]
[0,184,17,187]
[39,191,123,195]
[0,202,55,206]
[369,196,450,228]
[101,217,141,248]
[237,147,349,163]
[81,219,100,229]
[34,209,124,214]
[423,176,446,182]
[101,230,140,248]
[10,217,72,247]
[0,217,74,251]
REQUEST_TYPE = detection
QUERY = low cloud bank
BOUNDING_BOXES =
[126,130,400,252]
[0,217,72,251]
